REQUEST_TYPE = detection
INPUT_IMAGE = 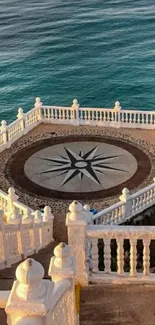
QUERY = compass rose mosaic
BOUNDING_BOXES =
[35,146,126,187]
[6,136,151,200]
[24,141,138,193]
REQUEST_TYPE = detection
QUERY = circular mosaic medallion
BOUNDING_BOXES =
[6,136,151,200]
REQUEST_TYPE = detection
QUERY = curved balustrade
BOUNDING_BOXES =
[0,98,155,153]
[93,180,155,225]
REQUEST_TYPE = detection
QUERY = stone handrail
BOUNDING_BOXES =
[66,201,155,284]
[0,98,155,153]
[0,243,77,325]
[0,208,54,270]
[92,180,155,225]
[87,225,155,280]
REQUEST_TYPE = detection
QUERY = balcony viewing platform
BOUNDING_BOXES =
[1,98,155,325]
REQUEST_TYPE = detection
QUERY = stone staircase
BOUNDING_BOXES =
[80,283,155,325]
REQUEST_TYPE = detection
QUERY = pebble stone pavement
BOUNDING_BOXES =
[0,123,155,324]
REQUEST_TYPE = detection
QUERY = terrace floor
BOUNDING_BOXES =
[1,123,155,216]
[1,123,155,324]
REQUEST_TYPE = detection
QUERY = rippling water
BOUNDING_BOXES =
[0,0,155,121]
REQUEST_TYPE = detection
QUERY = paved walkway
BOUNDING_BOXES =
[80,283,155,325]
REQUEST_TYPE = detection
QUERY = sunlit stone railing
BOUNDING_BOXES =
[0,97,155,153]
[87,225,155,281]
[0,243,77,325]
[0,186,54,269]
[66,201,155,283]
[0,206,54,270]
[92,179,155,225]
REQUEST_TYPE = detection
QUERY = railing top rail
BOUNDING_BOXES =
[51,279,71,311]
[13,200,34,213]
[92,201,124,221]
[43,105,72,110]
[24,107,37,116]
[131,182,155,199]
[0,190,8,201]
[87,225,155,238]
[43,105,155,114]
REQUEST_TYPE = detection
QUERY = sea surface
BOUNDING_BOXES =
[0,0,155,121]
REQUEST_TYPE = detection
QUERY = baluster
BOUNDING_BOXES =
[129,113,132,123]
[145,113,148,124]
[117,238,124,276]
[66,109,69,120]
[92,110,94,122]
[104,239,111,273]
[63,109,65,120]
[142,113,145,124]
[143,239,150,276]
[137,113,140,124]
[88,110,91,121]
[150,113,153,124]
[143,193,146,207]
[130,238,137,276]
[50,108,53,119]
[91,238,99,272]
[133,112,136,124]
[55,109,58,119]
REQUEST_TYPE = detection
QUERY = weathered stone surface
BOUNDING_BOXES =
[80,283,155,325]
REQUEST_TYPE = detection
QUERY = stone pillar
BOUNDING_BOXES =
[49,242,75,282]
[49,242,77,325]
[119,188,132,220]
[113,101,121,111]
[117,238,124,276]
[35,97,43,121]
[43,205,54,222]
[7,187,19,223]
[83,204,94,225]
[104,239,111,273]
[34,210,42,224]
[0,209,10,267]
[66,200,89,286]
[130,238,137,277]
[5,258,54,325]
[1,120,8,145]
[72,99,79,124]
[113,101,121,127]
[17,108,25,132]
[42,206,54,243]
[143,238,150,276]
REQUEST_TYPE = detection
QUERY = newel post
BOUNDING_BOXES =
[119,188,132,220]
[35,97,43,121]
[113,101,121,127]
[7,187,19,224]
[1,120,8,146]
[72,99,79,125]
[48,242,77,325]
[5,258,54,325]
[66,201,89,286]
[17,108,25,133]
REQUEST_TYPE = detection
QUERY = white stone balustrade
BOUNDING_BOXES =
[86,225,155,281]
[92,179,155,225]
[0,200,54,269]
[0,98,155,152]
[66,200,89,286]
[0,242,77,325]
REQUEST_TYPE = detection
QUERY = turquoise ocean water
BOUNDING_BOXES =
[0,0,155,121]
